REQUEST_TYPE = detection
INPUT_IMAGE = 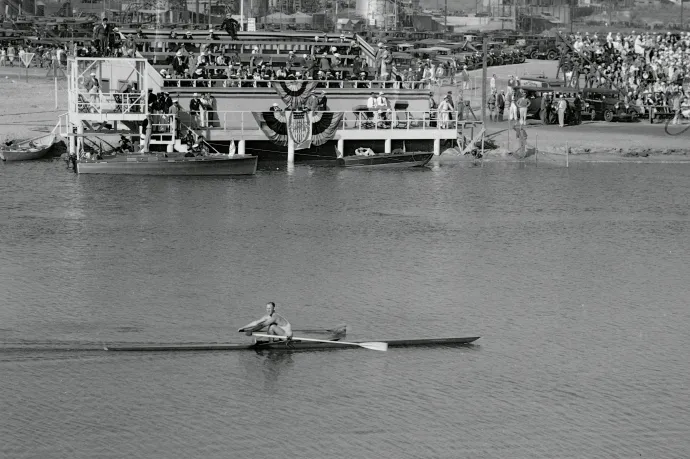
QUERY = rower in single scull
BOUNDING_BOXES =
[238,302,293,341]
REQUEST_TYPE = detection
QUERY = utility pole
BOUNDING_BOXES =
[481,36,487,124]
[444,0,447,30]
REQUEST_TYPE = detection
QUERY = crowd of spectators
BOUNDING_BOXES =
[0,43,70,69]
[558,30,689,116]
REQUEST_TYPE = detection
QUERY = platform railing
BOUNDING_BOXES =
[71,90,147,115]
[181,110,469,133]
[159,78,433,90]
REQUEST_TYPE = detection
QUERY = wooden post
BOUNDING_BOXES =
[287,136,295,164]
[507,119,510,153]
[55,77,58,109]
[480,130,485,164]
[566,141,569,167]
[433,137,441,156]
[481,36,488,124]
[238,139,246,155]
[384,138,391,153]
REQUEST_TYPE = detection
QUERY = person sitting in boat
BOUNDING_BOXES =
[117,135,132,153]
[238,302,293,341]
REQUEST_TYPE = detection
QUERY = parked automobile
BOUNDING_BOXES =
[581,88,637,122]
[522,37,564,60]
[511,87,581,124]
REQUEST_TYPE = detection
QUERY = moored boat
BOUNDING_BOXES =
[0,134,58,161]
[76,154,258,176]
[105,336,480,352]
[336,148,434,168]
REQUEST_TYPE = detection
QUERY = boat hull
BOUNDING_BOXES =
[0,134,57,161]
[76,155,258,175]
[106,336,480,352]
[336,152,434,168]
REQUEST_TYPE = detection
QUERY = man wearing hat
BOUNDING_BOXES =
[460,65,470,90]
[516,90,530,126]
[84,72,100,109]
[93,17,111,57]
[172,50,187,77]
[557,94,568,127]
[374,42,386,80]
[222,14,239,40]
[318,91,328,111]
[189,93,201,129]
[286,50,296,70]
[497,90,505,122]
[169,98,181,139]
[123,33,136,58]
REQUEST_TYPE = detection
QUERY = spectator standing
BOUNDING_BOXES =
[487,89,497,122]
[540,93,549,124]
[460,65,470,90]
[497,90,505,121]
[189,93,201,129]
[516,91,530,126]
[557,95,568,127]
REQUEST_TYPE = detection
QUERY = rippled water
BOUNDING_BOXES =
[1,158,689,459]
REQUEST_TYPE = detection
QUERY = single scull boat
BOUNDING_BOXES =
[104,337,480,352]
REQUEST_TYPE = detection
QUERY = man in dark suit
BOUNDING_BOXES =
[189,93,201,129]
[172,50,188,77]
[497,90,505,121]
[222,14,239,40]
[93,18,111,56]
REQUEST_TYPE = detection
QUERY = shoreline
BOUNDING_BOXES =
[2,64,690,162]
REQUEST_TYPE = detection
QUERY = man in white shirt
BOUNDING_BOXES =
[375,91,390,126]
[366,92,377,110]
[366,92,378,126]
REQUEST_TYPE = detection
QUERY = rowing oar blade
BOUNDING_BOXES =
[253,333,388,351]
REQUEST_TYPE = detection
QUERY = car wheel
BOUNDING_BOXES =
[590,110,596,121]
[547,50,558,60]
[519,56,526,63]
[530,50,538,59]
[604,110,614,122]
[495,57,503,66]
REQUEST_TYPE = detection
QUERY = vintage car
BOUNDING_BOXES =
[581,88,637,122]
[522,37,563,60]
[510,87,581,125]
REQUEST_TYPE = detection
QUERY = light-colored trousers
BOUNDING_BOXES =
[509,102,518,120]
[519,107,528,125]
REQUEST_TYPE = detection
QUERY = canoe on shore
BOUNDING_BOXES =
[0,134,58,161]
[105,336,480,352]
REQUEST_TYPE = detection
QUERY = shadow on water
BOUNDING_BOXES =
[238,348,295,392]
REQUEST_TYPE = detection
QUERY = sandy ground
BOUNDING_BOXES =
[0,68,69,143]
[1,60,689,161]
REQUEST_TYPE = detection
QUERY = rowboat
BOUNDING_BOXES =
[0,134,58,161]
[335,148,434,168]
[104,336,479,352]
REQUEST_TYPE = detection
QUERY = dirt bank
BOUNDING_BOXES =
[0,76,68,143]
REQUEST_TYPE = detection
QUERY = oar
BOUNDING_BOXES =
[253,333,388,352]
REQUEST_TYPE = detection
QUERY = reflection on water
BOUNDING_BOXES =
[1,160,690,458]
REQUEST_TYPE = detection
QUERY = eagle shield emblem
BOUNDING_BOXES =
[287,110,312,150]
